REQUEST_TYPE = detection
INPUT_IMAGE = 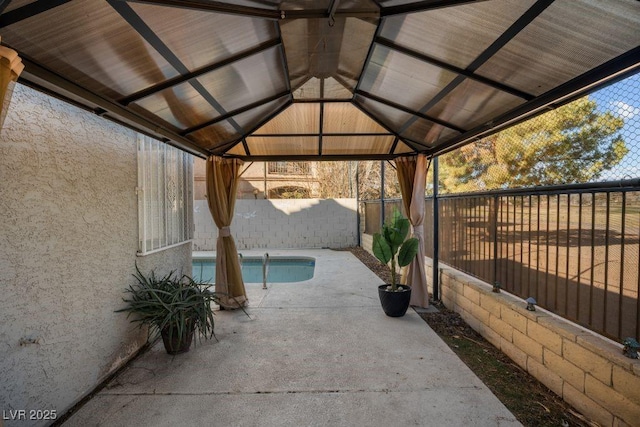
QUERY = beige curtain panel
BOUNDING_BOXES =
[396,154,429,308]
[0,37,24,131]
[206,156,248,309]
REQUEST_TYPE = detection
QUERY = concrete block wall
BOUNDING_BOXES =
[194,199,357,250]
[360,234,640,427]
[361,233,373,256]
[438,268,640,427]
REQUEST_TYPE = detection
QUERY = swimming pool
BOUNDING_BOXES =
[192,256,315,283]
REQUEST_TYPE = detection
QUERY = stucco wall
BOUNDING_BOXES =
[0,84,191,426]
[194,198,358,250]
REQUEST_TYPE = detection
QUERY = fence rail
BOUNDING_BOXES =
[361,180,640,343]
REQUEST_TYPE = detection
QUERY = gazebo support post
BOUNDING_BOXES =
[432,156,440,301]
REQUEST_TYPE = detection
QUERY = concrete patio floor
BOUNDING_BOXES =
[64,249,521,426]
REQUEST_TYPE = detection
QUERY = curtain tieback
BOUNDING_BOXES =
[219,226,231,237]
[412,225,424,239]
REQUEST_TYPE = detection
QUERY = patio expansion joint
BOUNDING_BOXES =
[247,304,380,310]
[101,385,484,397]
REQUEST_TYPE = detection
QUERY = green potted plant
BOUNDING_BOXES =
[373,210,419,317]
[116,265,220,355]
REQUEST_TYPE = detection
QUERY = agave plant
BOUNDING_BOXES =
[116,264,219,353]
[372,210,419,291]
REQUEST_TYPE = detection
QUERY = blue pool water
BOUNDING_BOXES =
[192,256,315,283]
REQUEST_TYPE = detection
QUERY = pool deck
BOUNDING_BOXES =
[64,249,521,426]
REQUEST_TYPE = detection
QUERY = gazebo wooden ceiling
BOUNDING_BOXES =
[1,0,639,160]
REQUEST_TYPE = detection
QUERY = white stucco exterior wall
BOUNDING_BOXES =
[193,198,358,250]
[0,84,191,426]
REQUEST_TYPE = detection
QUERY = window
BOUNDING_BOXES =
[268,161,310,175]
[137,135,193,254]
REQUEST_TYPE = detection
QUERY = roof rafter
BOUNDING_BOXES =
[212,98,294,156]
[351,100,430,153]
[3,0,637,161]
[181,91,292,136]
[355,89,466,134]
[18,56,208,157]
[275,21,293,94]
[118,38,283,105]
[0,0,12,15]
[395,0,555,134]
[293,98,352,104]
[0,0,71,28]
[436,45,640,157]
[107,0,246,135]
[117,0,281,20]
[380,0,491,17]
[318,78,325,155]
[250,133,392,137]
[241,139,250,156]
[120,0,380,20]
[232,154,399,161]
[374,37,534,101]
[389,137,400,155]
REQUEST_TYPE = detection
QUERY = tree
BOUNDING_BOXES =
[315,161,354,198]
[312,161,401,200]
[439,97,627,193]
[356,161,401,201]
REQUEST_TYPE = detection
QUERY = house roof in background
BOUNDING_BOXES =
[1,0,639,160]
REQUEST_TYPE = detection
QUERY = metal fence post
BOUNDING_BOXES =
[380,160,385,227]
[356,161,361,246]
[433,156,440,301]
[493,194,499,289]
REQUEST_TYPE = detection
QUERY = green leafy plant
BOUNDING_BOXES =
[372,210,419,291]
[116,264,221,353]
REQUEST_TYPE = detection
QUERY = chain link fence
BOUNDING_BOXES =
[362,71,640,342]
[438,72,640,194]
[438,73,640,342]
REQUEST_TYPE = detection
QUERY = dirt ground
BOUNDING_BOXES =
[342,246,597,427]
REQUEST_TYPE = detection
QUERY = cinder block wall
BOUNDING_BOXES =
[361,235,640,427]
[437,267,640,427]
[194,199,357,250]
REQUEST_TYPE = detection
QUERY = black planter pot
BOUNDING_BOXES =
[161,323,195,355]
[378,284,412,317]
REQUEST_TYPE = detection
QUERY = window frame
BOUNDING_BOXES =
[137,135,193,255]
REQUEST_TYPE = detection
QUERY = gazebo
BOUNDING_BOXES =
[2,0,638,310]
[0,0,640,312]
[2,2,640,424]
